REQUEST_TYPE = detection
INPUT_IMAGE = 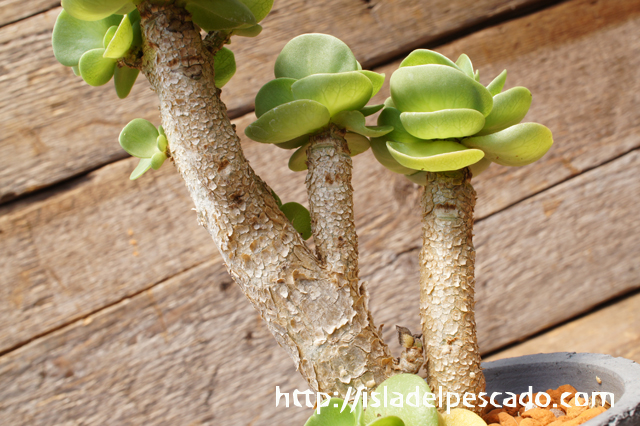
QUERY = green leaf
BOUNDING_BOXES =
[280,202,312,240]
[291,71,373,116]
[345,132,370,156]
[475,86,531,136]
[150,152,168,170]
[119,118,160,158]
[186,0,256,30]
[399,109,485,140]
[214,47,236,88]
[390,65,493,116]
[331,110,392,138]
[357,70,385,97]
[115,2,136,14]
[363,374,439,426]
[61,0,131,21]
[78,48,116,86]
[113,65,139,99]
[387,140,484,172]
[130,158,152,180]
[245,100,330,143]
[377,107,422,145]
[399,49,461,72]
[288,142,310,171]
[270,189,282,207]
[455,53,474,79]
[474,69,480,82]
[158,125,166,138]
[72,65,81,76]
[274,135,309,150]
[232,23,262,37]
[368,417,405,426]
[384,97,396,108]
[156,134,168,152]
[103,14,133,59]
[274,33,358,79]
[255,78,296,118]
[370,138,416,175]
[404,171,427,186]
[239,0,273,22]
[103,25,117,48]
[462,122,553,166]
[304,398,359,426]
[52,10,120,67]
[468,156,491,177]
[441,409,487,426]
[486,69,507,96]
[360,104,384,117]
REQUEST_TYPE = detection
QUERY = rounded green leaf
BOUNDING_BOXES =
[462,122,553,166]
[113,65,139,99]
[332,110,392,138]
[405,171,427,186]
[474,69,480,82]
[487,69,507,96]
[245,100,330,143]
[232,23,262,37]
[399,49,461,72]
[150,152,168,170]
[274,135,309,150]
[274,33,358,79]
[52,10,121,67]
[357,70,385,97]
[455,53,474,79]
[255,78,296,118]
[61,0,131,21]
[115,2,136,14]
[130,158,153,180]
[119,118,160,158]
[158,125,166,138]
[157,134,168,152]
[214,47,236,88]
[305,398,359,426]
[78,48,116,86]
[369,417,406,426]
[103,25,117,48]
[103,14,133,59]
[468,156,491,177]
[186,0,256,31]
[370,138,416,175]
[387,140,484,172]
[71,65,81,76]
[475,86,531,136]
[288,142,310,171]
[345,132,370,156]
[377,107,422,145]
[292,71,373,116]
[239,0,273,22]
[363,374,439,426]
[271,190,283,207]
[360,104,384,117]
[400,109,485,140]
[390,65,493,116]
[384,97,396,108]
[280,202,312,240]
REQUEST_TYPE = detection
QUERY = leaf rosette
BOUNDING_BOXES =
[245,33,392,171]
[119,118,170,180]
[372,49,553,183]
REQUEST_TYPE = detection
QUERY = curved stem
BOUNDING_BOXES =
[419,169,485,412]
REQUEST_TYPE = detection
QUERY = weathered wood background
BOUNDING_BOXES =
[1,0,639,424]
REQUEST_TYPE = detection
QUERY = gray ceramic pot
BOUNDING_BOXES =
[482,353,640,425]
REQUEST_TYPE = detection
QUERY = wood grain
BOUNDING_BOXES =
[1,148,638,426]
[0,0,58,27]
[0,0,551,202]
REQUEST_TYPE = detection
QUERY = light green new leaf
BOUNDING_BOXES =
[232,23,262,37]
[254,78,296,118]
[363,374,439,426]
[113,65,139,99]
[103,25,117,48]
[487,69,507,96]
[103,14,133,59]
[474,69,480,82]
[52,11,120,67]
[79,48,116,86]
[187,0,256,28]
[345,132,370,156]
[239,0,274,22]
[288,142,310,171]
[331,110,392,138]
[384,97,396,108]
[304,398,359,426]
[357,70,385,97]
[158,125,166,138]
[475,86,531,136]
[150,152,168,170]
[387,140,484,172]
[377,107,422,145]
[468,157,491,177]
[455,53,474,79]
[214,47,236,88]
[400,109,485,140]
[156,134,168,152]
[399,49,462,72]
[390,65,493,116]
[275,135,309,150]
[274,33,358,79]
[115,2,136,14]
[119,118,160,158]
[71,65,80,76]
[280,202,312,240]
[291,71,373,116]
[370,138,416,175]
[462,122,553,166]
[245,100,330,143]
[130,158,152,180]
[359,104,384,117]
[405,171,427,186]
[368,417,406,426]
[61,0,131,21]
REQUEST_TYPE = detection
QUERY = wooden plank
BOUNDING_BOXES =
[0,0,551,202]
[1,0,640,354]
[485,292,640,363]
[0,0,58,28]
[1,148,638,426]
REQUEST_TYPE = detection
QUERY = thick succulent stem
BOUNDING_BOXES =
[419,169,485,412]
[137,3,394,395]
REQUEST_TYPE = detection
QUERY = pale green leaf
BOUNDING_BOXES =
[130,158,152,180]
[455,53,474,79]
[150,152,168,170]
[289,142,310,172]
[357,70,385,97]
[405,171,427,186]
[72,65,81,76]
[186,0,256,30]
[360,104,384,117]
[400,109,485,140]
[345,132,370,156]
[115,2,136,14]
[487,69,507,96]
[291,71,372,116]
[232,23,262,37]
[468,157,491,177]
[113,65,139,99]
[368,417,405,426]
[390,65,493,116]
[462,122,553,166]
[370,138,416,175]
[214,47,236,88]
[475,86,531,136]
[255,78,296,118]
[119,118,160,158]
[245,100,330,143]
[399,49,461,72]
[103,14,133,59]
[102,25,117,48]
[377,107,422,144]
[274,135,309,150]
[156,134,168,152]
[474,69,480,82]
[239,0,273,22]
[158,125,166,137]
[305,398,359,426]
[274,33,358,79]
[384,97,396,108]
[79,48,116,86]
[331,110,392,138]
[280,202,312,240]
[61,0,131,21]
[387,140,484,172]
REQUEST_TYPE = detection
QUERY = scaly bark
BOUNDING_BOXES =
[137,3,394,395]
[419,169,485,412]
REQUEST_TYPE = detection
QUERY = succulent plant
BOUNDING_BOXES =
[119,118,170,179]
[245,33,393,171]
[371,49,553,183]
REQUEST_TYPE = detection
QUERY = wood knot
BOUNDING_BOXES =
[217,158,230,172]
